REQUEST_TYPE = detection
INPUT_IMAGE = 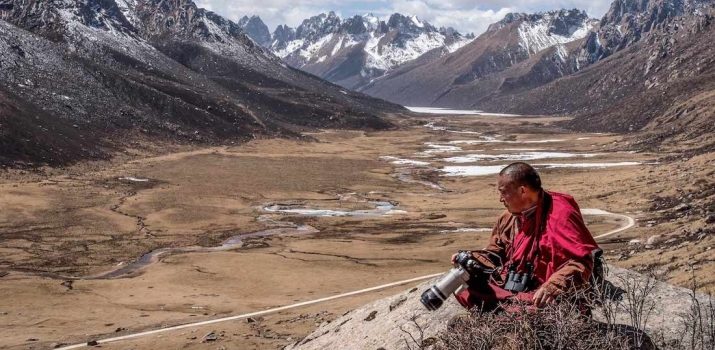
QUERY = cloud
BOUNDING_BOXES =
[195,0,613,35]
[384,1,515,34]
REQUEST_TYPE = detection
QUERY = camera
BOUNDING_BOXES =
[420,250,495,311]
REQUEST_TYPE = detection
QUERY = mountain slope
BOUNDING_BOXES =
[476,0,715,151]
[359,9,597,107]
[359,1,713,152]
[0,0,400,166]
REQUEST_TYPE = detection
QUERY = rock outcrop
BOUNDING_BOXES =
[288,266,713,349]
[238,15,271,47]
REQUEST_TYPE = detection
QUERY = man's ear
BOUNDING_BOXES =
[519,185,527,195]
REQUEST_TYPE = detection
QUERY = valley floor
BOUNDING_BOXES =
[0,113,712,349]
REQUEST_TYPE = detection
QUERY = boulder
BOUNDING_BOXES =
[287,266,712,349]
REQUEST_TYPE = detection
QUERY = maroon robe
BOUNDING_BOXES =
[455,191,599,310]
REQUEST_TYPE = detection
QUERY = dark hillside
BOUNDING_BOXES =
[0,0,400,167]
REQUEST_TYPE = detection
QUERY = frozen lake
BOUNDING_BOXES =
[407,106,520,116]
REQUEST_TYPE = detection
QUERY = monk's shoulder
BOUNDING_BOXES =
[547,191,582,222]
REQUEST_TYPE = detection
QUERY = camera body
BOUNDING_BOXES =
[420,250,492,311]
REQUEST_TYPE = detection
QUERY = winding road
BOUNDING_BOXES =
[55,208,634,350]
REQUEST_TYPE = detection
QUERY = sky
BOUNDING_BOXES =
[193,0,613,35]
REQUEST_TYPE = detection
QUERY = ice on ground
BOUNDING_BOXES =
[423,122,447,131]
[439,228,492,233]
[441,165,506,177]
[264,206,350,217]
[263,201,406,217]
[423,143,463,154]
[407,107,520,116]
[379,156,431,167]
[119,176,149,182]
[442,152,597,164]
[441,162,641,176]
[423,122,481,134]
[459,139,566,144]
[447,130,481,134]
[447,140,483,145]
[535,162,641,168]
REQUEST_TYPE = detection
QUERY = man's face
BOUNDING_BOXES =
[497,175,528,214]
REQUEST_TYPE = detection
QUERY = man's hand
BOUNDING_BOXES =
[532,285,556,307]
[450,251,475,265]
[450,253,459,264]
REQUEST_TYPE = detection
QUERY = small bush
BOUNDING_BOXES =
[431,272,714,350]
[436,301,635,350]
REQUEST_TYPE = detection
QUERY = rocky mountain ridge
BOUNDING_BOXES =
[0,0,400,166]
[239,12,474,90]
[238,14,270,47]
[360,9,598,107]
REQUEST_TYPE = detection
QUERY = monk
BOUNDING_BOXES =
[452,162,600,311]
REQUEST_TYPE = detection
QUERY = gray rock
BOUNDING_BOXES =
[203,331,218,342]
[288,266,712,350]
[646,235,662,245]
[629,239,642,245]
[675,204,691,212]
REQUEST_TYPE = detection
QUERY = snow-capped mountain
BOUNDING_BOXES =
[506,10,597,55]
[265,12,474,90]
[0,0,399,166]
[361,9,597,107]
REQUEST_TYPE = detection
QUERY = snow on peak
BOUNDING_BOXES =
[273,12,472,70]
[517,12,597,54]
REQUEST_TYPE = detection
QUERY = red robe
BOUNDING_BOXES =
[455,191,599,310]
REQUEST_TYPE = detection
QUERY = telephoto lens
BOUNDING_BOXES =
[420,266,470,311]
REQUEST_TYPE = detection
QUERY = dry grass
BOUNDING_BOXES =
[426,270,714,350]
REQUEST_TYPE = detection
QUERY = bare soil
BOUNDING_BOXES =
[0,114,712,349]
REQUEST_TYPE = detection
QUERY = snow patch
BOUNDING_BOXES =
[440,228,492,233]
[423,143,462,154]
[119,176,149,182]
[535,162,641,168]
[517,16,595,55]
[442,152,598,163]
[441,161,640,176]
[441,165,505,177]
[379,156,431,167]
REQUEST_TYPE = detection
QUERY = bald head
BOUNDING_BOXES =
[499,162,542,191]
[497,162,542,214]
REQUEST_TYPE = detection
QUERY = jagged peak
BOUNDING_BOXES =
[239,14,265,26]
[487,9,593,33]
[386,13,436,32]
